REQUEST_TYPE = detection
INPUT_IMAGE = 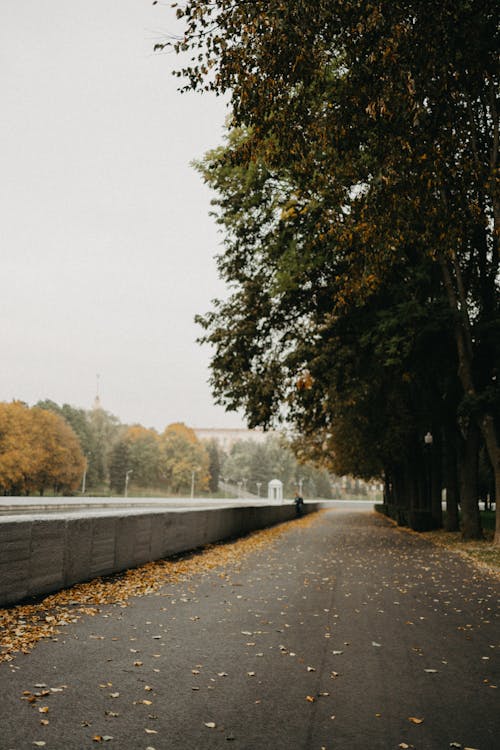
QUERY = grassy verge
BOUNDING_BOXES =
[419,527,500,578]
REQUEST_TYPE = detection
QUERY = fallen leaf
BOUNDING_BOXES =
[372,642,382,648]
[306,696,315,702]
[33,744,46,748]
[40,720,49,726]
[204,722,216,729]
[109,693,120,698]
[38,707,49,714]
[145,729,158,734]
[408,717,424,724]
[424,669,438,674]
[307,666,316,672]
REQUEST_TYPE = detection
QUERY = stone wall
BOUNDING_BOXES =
[0,503,319,607]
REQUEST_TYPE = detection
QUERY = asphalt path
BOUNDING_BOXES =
[0,509,498,750]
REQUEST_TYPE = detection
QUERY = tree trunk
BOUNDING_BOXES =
[430,436,443,529]
[458,421,482,540]
[438,252,498,542]
[443,426,460,531]
[480,414,500,545]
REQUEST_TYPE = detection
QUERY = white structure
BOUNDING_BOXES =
[268,479,283,503]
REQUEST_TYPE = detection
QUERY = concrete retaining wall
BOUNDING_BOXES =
[0,503,319,608]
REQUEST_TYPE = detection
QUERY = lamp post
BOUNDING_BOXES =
[190,469,196,499]
[81,452,91,495]
[124,469,133,498]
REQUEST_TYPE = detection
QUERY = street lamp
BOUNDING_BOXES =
[190,469,196,499]
[81,453,90,495]
[124,469,133,498]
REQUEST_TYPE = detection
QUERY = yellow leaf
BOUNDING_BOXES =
[408,716,424,724]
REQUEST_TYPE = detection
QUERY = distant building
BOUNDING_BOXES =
[193,427,277,451]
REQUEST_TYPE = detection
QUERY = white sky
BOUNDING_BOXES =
[0,0,245,432]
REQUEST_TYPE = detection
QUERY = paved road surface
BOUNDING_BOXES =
[1,510,498,749]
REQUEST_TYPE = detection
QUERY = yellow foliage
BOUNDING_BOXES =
[0,402,85,495]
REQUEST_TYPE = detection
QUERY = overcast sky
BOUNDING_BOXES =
[0,0,245,432]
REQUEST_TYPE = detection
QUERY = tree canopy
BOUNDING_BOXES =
[161,0,499,540]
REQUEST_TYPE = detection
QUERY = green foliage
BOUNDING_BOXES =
[206,439,222,493]
[109,439,131,495]
[221,435,333,499]
[166,1,499,539]
[160,423,210,494]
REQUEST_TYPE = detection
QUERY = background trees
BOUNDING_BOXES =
[220,435,333,499]
[0,402,84,495]
[0,398,336,499]
[165,0,499,539]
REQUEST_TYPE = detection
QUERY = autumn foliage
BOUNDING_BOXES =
[160,0,499,540]
[0,402,85,495]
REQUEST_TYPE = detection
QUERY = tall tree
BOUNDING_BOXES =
[164,0,499,540]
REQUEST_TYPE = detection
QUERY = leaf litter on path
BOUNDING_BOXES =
[0,513,322,662]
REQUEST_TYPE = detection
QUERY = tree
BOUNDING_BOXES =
[160,423,209,494]
[36,400,99,488]
[164,0,499,540]
[0,402,84,495]
[125,425,162,488]
[109,439,131,495]
[87,407,122,488]
[221,435,332,498]
[205,439,222,493]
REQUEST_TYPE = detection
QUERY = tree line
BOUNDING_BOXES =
[0,399,334,498]
[158,0,499,540]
